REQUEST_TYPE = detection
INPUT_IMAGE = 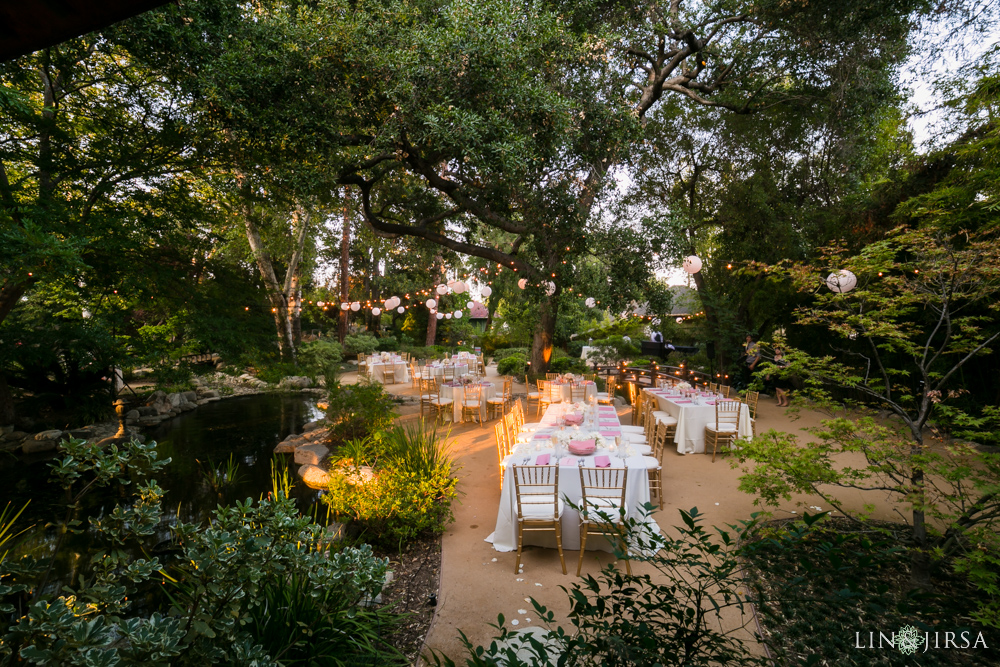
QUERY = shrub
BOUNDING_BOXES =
[325,381,396,444]
[343,333,379,357]
[588,335,640,364]
[493,347,529,362]
[549,356,586,374]
[566,340,584,358]
[496,353,527,376]
[324,422,458,551]
[255,360,301,384]
[376,335,399,351]
[298,339,343,376]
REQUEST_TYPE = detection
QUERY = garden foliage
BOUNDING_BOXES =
[324,381,396,445]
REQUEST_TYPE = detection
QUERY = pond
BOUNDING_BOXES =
[0,393,325,597]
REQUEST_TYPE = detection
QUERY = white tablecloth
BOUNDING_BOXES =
[439,382,496,423]
[370,361,409,384]
[644,389,752,454]
[424,364,469,381]
[548,381,597,404]
[487,404,659,552]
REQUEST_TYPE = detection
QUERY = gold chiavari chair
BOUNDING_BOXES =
[742,390,760,436]
[706,400,742,463]
[545,372,560,380]
[409,362,420,390]
[461,382,484,426]
[418,377,439,418]
[576,467,630,577]
[427,379,454,424]
[495,423,511,489]
[513,465,566,574]
[570,382,586,403]
[525,375,541,414]
[597,376,616,405]
[487,377,513,420]
[646,421,667,509]
[720,384,733,398]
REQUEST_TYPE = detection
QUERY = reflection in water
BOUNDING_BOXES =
[0,394,325,596]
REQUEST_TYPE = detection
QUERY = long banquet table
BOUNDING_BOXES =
[487,403,660,553]
[643,387,752,454]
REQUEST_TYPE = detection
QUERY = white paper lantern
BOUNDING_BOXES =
[350,301,361,311]
[518,278,527,290]
[481,285,492,298]
[316,301,325,307]
[826,269,857,293]
[425,298,436,309]
[445,313,452,319]
[466,301,475,309]
[454,310,463,319]
[397,306,405,314]
[545,281,556,296]
[436,284,448,295]
[585,297,596,308]
[683,255,703,274]
[384,297,397,309]
[453,280,467,294]
[436,313,444,319]
[371,307,381,316]
[341,303,350,310]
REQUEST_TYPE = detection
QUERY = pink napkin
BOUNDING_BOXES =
[599,407,616,412]
[535,454,550,465]
[559,457,575,466]
[705,401,716,406]
[599,430,620,437]
[533,434,551,440]
[594,455,611,468]
[673,400,692,404]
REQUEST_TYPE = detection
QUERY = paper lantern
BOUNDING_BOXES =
[371,307,381,316]
[341,303,350,310]
[397,306,405,314]
[425,298,437,309]
[384,296,398,309]
[316,301,325,307]
[445,313,452,319]
[683,256,702,274]
[545,281,556,296]
[585,297,596,308]
[350,302,361,311]
[676,317,684,323]
[481,286,492,298]
[466,301,475,309]
[436,284,448,295]
[436,313,444,319]
[518,278,527,290]
[826,269,857,293]
[454,310,463,319]
[453,280,467,294]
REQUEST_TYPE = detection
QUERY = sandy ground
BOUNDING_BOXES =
[349,365,906,664]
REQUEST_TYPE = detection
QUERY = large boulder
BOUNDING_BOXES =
[279,376,312,390]
[23,438,58,454]
[303,429,328,443]
[136,406,159,417]
[302,419,327,432]
[273,440,297,454]
[3,430,28,442]
[297,464,330,489]
[146,391,172,415]
[182,390,198,403]
[294,443,329,466]
[197,389,220,399]
[34,429,65,441]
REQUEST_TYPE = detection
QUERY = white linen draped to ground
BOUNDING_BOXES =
[369,360,409,384]
[643,388,752,454]
[439,382,496,423]
[487,403,661,553]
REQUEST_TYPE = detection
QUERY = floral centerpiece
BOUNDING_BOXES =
[676,381,692,391]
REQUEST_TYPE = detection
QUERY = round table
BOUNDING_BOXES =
[439,381,496,423]
[370,360,409,384]
[424,363,470,381]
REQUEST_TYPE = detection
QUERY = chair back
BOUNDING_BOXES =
[743,390,760,419]
[545,373,560,380]
[604,375,616,396]
[513,465,560,520]
[720,384,732,398]
[570,383,586,402]
[464,383,482,403]
[715,400,742,429]
[548,381,563,404]
[708,382,718,393]
[579,467,628,518]
[419,376,437,396]
[495,423,511,461]
[443,365,455,380]
[651,421,667,461]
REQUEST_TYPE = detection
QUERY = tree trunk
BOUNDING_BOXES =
[338,192,351,344]
[529,297,558,374]
[243,210,294,361]
[908,440,933,590]
[426,253,444,346]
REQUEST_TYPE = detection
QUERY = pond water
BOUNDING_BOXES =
[0,393,325,597]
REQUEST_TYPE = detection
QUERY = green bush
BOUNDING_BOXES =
[549,356,586,374]
[298,339,343,375]
[255,361,301,384]
[496,353,527,376]
[343,333,379,357]
[589,336,640,364]
[324,422,458,551]
[325,381,396,445]
[376,334,399,351]
[566,340,584,358]
[494,347,529,362]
